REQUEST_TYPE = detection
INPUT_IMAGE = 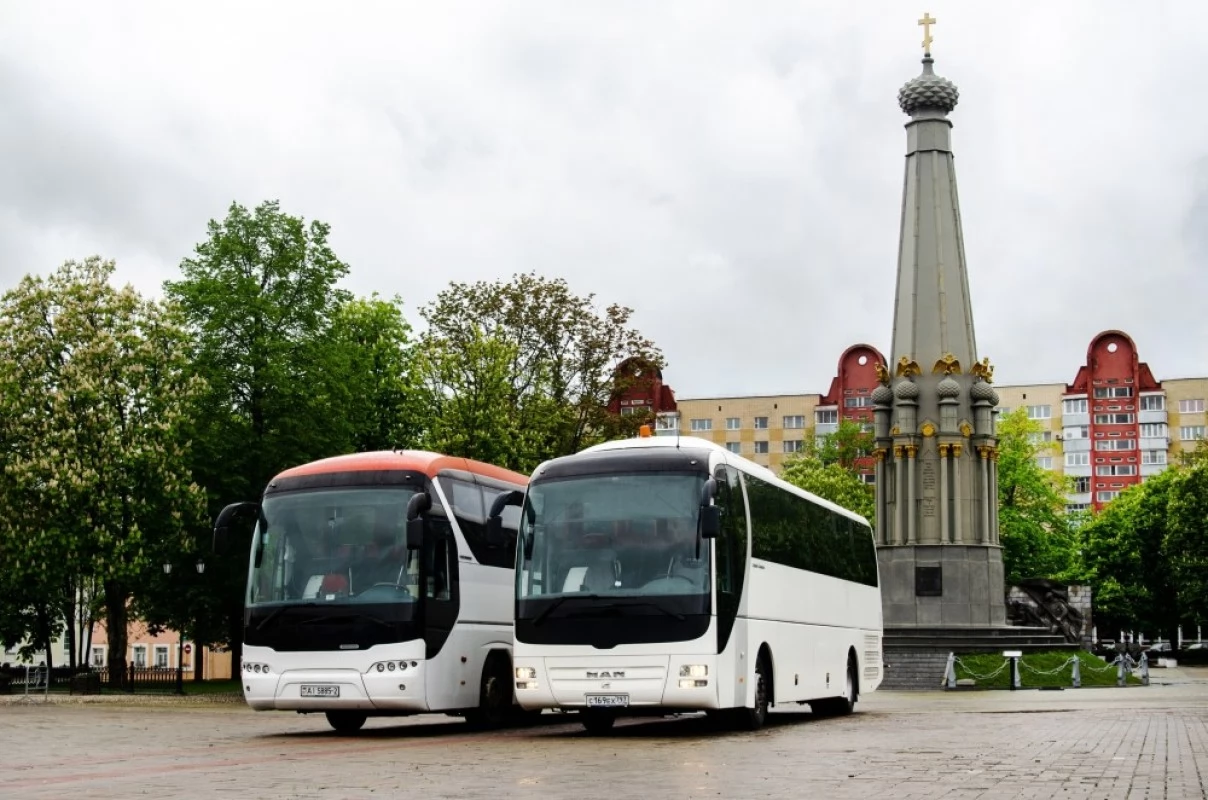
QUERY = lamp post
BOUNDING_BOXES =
[162,559,206,696]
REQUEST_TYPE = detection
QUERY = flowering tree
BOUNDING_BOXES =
[0,258,206,681]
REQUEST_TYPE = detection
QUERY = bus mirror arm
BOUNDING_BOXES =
[212,501,260,556]
[406,491,432,550]
[486,490,525,547]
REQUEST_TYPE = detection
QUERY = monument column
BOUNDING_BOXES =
[872,14,1005,630]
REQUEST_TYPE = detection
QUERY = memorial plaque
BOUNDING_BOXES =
[921,497,937,518]
[916,565,943,597]
[921,459,937,493]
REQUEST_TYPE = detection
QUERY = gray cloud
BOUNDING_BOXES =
[1,0,1205,396]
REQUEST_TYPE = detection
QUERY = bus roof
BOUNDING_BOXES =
[271,450,529,486]
[579,435,871,526]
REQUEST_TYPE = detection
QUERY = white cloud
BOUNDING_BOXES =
[1,1,1205,396]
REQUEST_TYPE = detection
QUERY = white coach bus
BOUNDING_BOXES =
[488,432,882,734]
[214,451,530,733]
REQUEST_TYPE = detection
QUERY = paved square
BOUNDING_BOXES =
[2,669,1206,799]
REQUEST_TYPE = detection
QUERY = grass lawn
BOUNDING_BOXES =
[952,649,1142,689]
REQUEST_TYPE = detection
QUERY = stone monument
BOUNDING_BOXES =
[871,13,1007,629]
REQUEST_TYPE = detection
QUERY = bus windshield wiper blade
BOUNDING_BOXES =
[254,602,318,631]
[591,600,686,621]
[296,612,393,629]
[531,594,600,626]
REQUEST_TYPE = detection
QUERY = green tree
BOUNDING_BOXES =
[163,200,358,670]
[419,272,662,471]
[1164,455,1208,627]
[1081,468,1181,644]
[780,455,876,524]
[802,418,874,471]
[994,408,1078,585]
[0,258,207,681]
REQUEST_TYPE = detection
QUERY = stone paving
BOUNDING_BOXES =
[2,668,1207,799]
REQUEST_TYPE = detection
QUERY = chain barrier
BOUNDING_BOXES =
[943,650,1148,689]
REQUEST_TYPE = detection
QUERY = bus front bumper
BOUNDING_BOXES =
[512,655,718,712]
[240,661,430,712]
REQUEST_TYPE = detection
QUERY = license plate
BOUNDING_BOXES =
[300,684,340,698]
[585,694,629,708]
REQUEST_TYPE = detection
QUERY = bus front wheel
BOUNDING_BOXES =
[580,709,616,735]
[731,653,771,731]
[325,711,367,734]
[465,652,513,729]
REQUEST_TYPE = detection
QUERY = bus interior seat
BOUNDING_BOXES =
[558,548,620,592]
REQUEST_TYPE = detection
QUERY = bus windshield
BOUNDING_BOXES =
[249,487,420,607]
[516,472,710,602]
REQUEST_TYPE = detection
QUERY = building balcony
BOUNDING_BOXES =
[814,422,838,436]
[1065,492,1092,505]
[1064,465,1091,477]
[1141,462,1169,477]
[1140,437,1169,451]
[1062,438,1090,453]
[1139,409,1168,425]
[1063,412,1090,427]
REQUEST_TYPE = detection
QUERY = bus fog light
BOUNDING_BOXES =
[376,663,385,672]
[515,667,536,680]
[678,678,709,689]
[387,661,396,671]
[679,665,708,678]
[515,680,538,690]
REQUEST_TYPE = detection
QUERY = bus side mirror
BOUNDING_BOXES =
[486,490,525,548]
[212,501,260,556]
[406,491,432,550]
[700,505,721,539]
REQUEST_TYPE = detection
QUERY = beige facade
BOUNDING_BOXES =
[665,376,1208,509]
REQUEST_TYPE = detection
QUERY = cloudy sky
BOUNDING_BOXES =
[2,1,1206,398]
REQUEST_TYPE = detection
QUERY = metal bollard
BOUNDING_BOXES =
[1116,655,1126,687]
[1011,656,1021,690]
[1139,652,1149,686]
[945,652,957,689]
[1071,658,1081,688]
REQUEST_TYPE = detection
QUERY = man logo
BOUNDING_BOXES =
[585,670,625,679]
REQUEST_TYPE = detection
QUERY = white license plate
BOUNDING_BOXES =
[585,694,629,708]
[300,684,340,698]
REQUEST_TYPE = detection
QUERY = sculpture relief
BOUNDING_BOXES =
[895,356,922,377]
[931,353,962,375]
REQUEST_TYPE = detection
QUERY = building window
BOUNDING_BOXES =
[783,440,803,453]
[1062,398,1088,415]
[1096,465,1137,477]
[1142,451,1167,465]
[724,417,741,430]
[1094,387,1133,399]
[154,645,170,669]
[1139,423,1167,439]
[91,647,105,668]
[860,473,876,484]
[1178,399,1206,413]
[1073,477,1091,493]
[753,441,769,454]
[132,645,147,668]
[690,419,712,432]
[1181,426,1206,441]
[1096,491,1121,503]
[1063,425,1089,439]
[1026,405,1052,420]
[725,442,741,454]
[1140,395,1165,411]
[1065,453,1090,467]
[1095,439,1136,451]
[1094,413,1135,425]
[753,417,768,430]
[656,414,679,431]
[1035,456,1053,470]
[782,415,805,429]
[844,396,874,408]
[815,409,838,425]
[1027,431,1053,444]
[1065,503,1090,514]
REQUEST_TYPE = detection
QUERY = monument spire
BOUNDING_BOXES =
[871,17,1005,629]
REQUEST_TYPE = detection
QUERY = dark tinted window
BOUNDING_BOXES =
[714,465,746,650]
[438,476,518,569]
[745,473,877,587]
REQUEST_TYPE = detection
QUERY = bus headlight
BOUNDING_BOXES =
[679,665,708,678]
[514,667,536,680]
[678,679,708,689]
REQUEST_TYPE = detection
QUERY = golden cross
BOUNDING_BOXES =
[918,12,937,55]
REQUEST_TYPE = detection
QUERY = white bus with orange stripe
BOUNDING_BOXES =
[214,450,529,733]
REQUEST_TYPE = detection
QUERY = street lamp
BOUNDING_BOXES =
[162,559,206,695]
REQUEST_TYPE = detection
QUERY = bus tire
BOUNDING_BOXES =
[734,651,771,731]
[325,711,367,734]
[465,651,513,729]
[813,655,857,717]
[580,709,617,735]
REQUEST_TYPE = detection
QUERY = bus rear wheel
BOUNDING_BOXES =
[325,711,367,734]
[813,657,857,717]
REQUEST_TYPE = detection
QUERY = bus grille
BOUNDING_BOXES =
[863,634,881,681]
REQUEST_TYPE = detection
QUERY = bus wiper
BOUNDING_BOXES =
[531,594,600,626]
[297,612,393,629]
[254,602,318,631]
[591,601,686,621]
